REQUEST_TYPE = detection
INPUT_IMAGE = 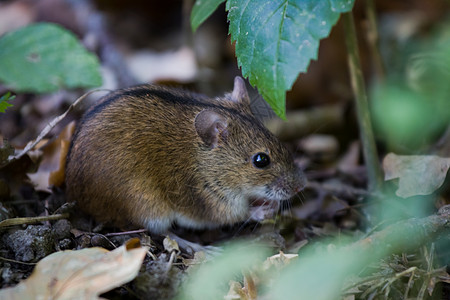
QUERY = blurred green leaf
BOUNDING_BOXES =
[226,0,355,119]
[372,83,432,150]
[0,92,15,113]
[270,210,448,300]
[191,0,225,32]
[269,245,365,300]
[372,27,450,152]
[178,243,269,300]
[371,81,449,152]
[0,23,102,93]
[175,212,448,299]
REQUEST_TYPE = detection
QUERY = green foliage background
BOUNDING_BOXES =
[0,23,102,95]
[192,0,355,119]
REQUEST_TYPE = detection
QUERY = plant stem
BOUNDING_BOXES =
[342,12,383,191]
[364,0,385,80]
[182,0,195,48]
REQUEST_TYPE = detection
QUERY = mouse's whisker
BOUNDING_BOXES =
[285,199,293,218]
[250,222,260,234]
[294,191,305,205]
[234,218,252,236]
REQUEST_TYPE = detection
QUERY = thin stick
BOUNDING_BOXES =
[104,229,148,237]
[342,12,383,191]
[0,256,36,266]
[7,89,109,162]
[0,213,69,228]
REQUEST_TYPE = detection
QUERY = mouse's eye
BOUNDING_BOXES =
[252,152,271,169]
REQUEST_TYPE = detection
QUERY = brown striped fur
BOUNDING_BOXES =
[65,77,305,233]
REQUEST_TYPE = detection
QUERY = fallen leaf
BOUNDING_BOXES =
[225,280,244,300]
[163,236,180,253]
[242,271,258,300]
[183,249,207,267]
[383,153,450,198]
[262,251,298,271]
[225,252,298,300]
[27,121,75,191]
[225,272,259,300]
[0,238,147,299]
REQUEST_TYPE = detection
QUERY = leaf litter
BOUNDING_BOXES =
[0,238,147,299]
[2,100,449,298]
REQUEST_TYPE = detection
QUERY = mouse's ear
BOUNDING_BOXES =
[195,110,228,149]
[230,76,250,107]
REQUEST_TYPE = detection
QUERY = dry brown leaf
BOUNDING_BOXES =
[10,89,105,163]
[226,277,258,300]
[242,271,258,300]
[27,121,75,192]
[163,236,180,253]
[183,249,207,268]
[0,238,147,299]
[383,153,450,198]
[225,280,244,300]
[263,251,298,270]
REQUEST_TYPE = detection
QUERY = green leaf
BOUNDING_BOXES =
[226,0,355,119]
[191,0,226,32]
[0,92,15,113]
[0,23,102,93]
[178,242,269,299]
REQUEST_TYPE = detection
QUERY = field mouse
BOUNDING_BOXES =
[65,77,306,243]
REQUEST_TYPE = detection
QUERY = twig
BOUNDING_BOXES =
[404,266,416,299]
[342,12,383,191]
[343,206,450,296]
[163,250,178,281]
[147,250,157,261]
[348,205,450,254]
[104,229,148,237]
[6,89,109,163]
[0,213,69,228]
[0,256,36,266]
[305,181,372,198]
